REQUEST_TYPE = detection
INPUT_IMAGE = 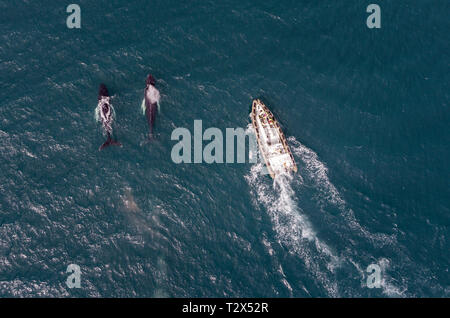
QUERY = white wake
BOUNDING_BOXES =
[245,125,405,297]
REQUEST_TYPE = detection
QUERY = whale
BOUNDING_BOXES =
[141,74,160,139]
[96,84,122,150]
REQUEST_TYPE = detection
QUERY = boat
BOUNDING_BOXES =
[251,99,297,179]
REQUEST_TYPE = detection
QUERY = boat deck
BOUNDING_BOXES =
[251,99,297,178]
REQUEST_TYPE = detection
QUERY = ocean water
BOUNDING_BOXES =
[0,0,449,297]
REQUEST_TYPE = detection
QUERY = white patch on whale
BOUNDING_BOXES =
[146,85,160,105]
[95,97,116,135]
[141,98,146,115]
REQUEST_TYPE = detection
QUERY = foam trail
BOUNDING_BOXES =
[378,258,407,297]
[245,162,341,296]
[288,137,398,248]
[245,125,341,296]
[350,257,406,297]
[287,137,344,207]
[245,124,405,296]
[286,136,403,296]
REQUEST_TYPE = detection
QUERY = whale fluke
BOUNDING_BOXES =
[99,133,122,151]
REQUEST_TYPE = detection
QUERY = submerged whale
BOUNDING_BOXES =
[141,74,160,139]
[96,84,122,150]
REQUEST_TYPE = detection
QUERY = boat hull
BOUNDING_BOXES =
[251,99,297,179]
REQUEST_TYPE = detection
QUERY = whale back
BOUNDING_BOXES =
[146,74,156,86]
[98,83,109,100]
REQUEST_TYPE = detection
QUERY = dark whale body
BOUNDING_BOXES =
[98,83,109,100]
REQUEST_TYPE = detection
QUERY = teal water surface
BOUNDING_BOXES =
[0,0,449,297]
